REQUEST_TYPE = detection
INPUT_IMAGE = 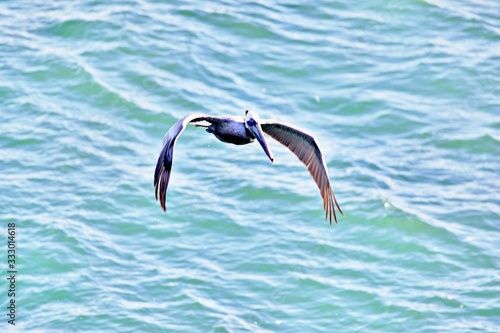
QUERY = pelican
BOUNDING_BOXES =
[154,110,343,224]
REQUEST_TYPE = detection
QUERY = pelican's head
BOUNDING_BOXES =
[245,110,274,163]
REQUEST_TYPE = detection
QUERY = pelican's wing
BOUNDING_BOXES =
[154,113,225,212]
[261,120,343,224]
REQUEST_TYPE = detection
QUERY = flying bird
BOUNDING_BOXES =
[154,110,343,224]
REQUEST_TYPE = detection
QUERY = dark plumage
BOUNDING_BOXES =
[154,110,343,224]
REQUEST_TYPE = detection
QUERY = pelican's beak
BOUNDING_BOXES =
[248,123,275,163]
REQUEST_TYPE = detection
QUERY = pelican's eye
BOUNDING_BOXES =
[246,118,257,127]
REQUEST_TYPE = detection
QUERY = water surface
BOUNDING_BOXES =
[1,0,499,332]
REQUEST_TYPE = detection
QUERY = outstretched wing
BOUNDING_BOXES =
[261,120,343,224]
[154,113,224,212]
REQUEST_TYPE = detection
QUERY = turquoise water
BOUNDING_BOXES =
[1,0,499,332]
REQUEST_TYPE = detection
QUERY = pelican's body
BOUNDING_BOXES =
[205,117,253,145]
[154,110,342,224]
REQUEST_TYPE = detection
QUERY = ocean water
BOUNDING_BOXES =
[1,0,499,332]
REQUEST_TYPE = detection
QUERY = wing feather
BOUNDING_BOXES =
[154,113,225,212]
[261,121,343,224]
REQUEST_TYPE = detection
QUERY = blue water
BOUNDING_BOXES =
[1,0,499,332]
